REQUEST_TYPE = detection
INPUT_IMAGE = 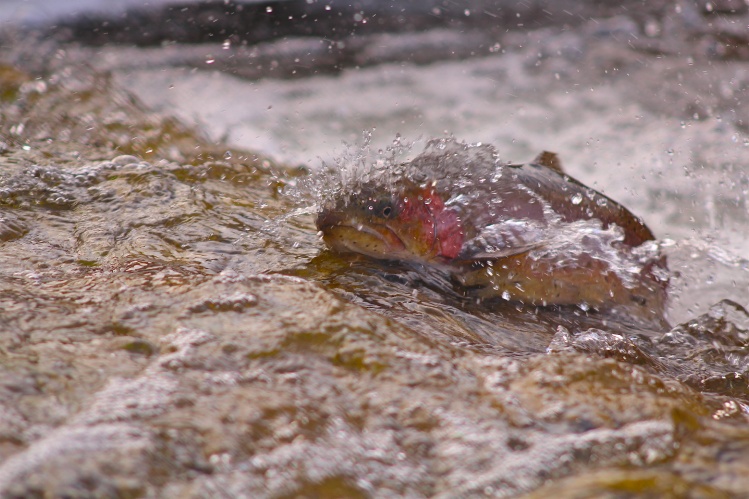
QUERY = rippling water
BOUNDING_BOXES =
[3,5,749,497]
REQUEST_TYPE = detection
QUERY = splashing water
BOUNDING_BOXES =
[282,131,418,213]
[313,136,668,324]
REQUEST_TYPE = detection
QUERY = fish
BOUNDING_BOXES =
[316,138,668,318]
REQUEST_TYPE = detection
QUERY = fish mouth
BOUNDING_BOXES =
[316,211,406,260]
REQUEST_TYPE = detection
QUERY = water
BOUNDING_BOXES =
[0,0,214,25]
[111,26,749,325]
[4,3,749,497]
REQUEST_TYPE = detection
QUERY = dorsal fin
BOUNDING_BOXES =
[533,151,564,174]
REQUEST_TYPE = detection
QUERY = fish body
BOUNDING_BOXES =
[316,139,667,316]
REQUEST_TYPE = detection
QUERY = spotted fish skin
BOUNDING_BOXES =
[316,139,668,317]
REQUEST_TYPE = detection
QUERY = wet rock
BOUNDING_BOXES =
[187,292,258,314]
[0,424,152,498]
[118,338,158,356]
[524,467,737,498]
[0,213,28,242]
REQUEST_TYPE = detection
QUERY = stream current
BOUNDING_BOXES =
[2,2,749,497]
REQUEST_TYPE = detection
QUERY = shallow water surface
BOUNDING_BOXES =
[3,4,749,497]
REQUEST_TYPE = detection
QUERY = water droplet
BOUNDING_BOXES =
[501,290,511,301]
[644,20,660,37]
[325,4,331,10]
[464,9,471,16]
[571,193,583,205]
[222,40,231,50]
[266,6,273,12]
[205,56,215,64]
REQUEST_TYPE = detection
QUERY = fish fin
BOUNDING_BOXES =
[533,151,564,174]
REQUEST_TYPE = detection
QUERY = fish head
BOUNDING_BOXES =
[316,181,464,265]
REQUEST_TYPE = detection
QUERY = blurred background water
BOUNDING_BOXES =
[1,0,189,24]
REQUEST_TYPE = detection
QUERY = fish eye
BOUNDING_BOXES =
[363,196,396,219]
